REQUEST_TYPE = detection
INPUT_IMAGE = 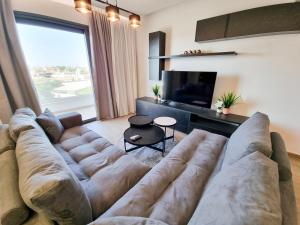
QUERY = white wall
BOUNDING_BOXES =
[137,0,300,155]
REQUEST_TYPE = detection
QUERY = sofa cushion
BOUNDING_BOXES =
[189,151,282,225]
[0,124,15,154]
[222,112,272,168]
[0,150,30,225]
[36,108,64,143]
[55,125,151,218]
[101,129,227,225]
[9,108,42,142]
[89,216,169,225]
[82,155,151,218]
[15,108,36,118]
[16,129,92,225]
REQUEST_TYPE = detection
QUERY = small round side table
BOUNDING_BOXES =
[128,115,153,128]
[154,117,177,141]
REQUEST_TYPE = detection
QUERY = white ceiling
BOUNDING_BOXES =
[51,0,189,15]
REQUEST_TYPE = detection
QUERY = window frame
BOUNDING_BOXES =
[14,11,96,123]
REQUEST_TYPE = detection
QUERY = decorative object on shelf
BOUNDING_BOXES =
[183,49,202,56]
[74,0,141,28]
[152,84,161,101]
[218,91,241,115]
[214,100,224,114]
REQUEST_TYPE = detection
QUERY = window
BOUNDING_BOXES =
[15,12,96,121]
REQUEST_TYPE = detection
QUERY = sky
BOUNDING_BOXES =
[16,23,90,68]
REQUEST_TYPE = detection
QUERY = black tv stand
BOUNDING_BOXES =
[136,97,249,137]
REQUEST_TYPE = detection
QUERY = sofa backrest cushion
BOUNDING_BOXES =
[188,151,282,225]
[0,125,15,154]
[36,108,64,143]
[9,108,42,142]
[16,129,92,225]
[15,108,36,118]
[222,112,272,168]
[89,216,169,225]
[0,150,30,225]
[270,132,292,182]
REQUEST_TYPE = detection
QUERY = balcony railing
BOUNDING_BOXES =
[40,94,96,120]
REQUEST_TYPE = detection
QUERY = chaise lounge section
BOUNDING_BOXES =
[93,112,297,225]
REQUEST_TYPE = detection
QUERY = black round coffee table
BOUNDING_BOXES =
[128,115,153,128]
[124,125,166,155]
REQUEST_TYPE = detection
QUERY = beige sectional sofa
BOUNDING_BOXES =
[0,108,297,225]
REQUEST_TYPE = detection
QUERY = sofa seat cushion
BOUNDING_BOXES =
[16,129,92,225]
[189,151,282,225]
[9,108,43,142]
[0,150,30,225]
[222,112,272,168]
[0,125,15,154]
[101,129,227,225]
[55,126,151,218]
[89,216,169,225]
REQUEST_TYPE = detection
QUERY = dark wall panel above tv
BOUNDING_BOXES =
[195,15,228,41]
[195,2,300,42]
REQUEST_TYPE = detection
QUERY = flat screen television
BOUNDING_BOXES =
[162,71,217,108]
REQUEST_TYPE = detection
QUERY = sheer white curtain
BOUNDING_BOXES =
[110,18,138,116]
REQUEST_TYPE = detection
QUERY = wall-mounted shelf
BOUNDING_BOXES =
[148,51,237,59]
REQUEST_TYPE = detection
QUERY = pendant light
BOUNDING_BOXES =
[74,0,92,13]
[106,0,120,22]
[129,14,141,28]
[74,0,141,27]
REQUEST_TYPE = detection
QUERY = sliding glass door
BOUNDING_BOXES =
[15,13,96,120]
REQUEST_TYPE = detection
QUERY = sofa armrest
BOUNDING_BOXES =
[57,112,82,129]
[270,132,292,181]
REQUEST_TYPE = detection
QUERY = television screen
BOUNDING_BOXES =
[162,71,217,108]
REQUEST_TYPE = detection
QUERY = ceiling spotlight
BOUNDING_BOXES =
[106,5,120,22]
[74,0,92,13]
[129,14,141,28]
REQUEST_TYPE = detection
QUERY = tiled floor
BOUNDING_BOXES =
[87,116,300,222]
